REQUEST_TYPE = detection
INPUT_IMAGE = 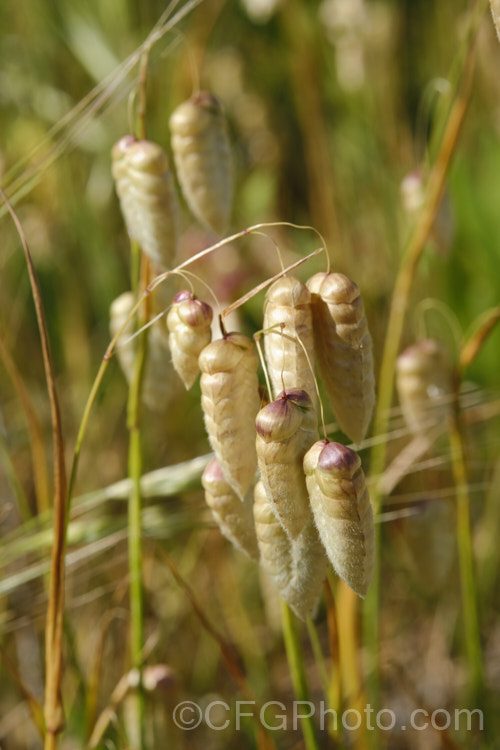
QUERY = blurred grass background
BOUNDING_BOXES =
[0,0,499,748]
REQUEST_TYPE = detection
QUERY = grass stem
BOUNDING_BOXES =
[281,602,319,750]
[125,248,150,748]
[449,377,484,700]
[0,188,67,750]
[364,24,477,718]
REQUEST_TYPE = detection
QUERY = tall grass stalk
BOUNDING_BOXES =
[449,306,500,701]
[448,403,484,700]
[126,335,148,749]
[280,602,320,750]
[333,577,368,750]
[364,23,477,718]
[0,190,68,750]
[124,119,151,744]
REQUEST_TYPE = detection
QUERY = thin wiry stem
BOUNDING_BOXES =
[448,381,484,700]
[281,602,320,750]
[364,17,478,720]
[0,0,204,214]
[0,190,67,748]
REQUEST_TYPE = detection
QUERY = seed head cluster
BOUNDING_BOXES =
[110,91,379,618]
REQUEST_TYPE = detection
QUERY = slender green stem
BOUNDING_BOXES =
[281,602,320,750]
[306,618,330,710]
[364,28,477,717]
[449,386,483,700]
[126,320,148,750]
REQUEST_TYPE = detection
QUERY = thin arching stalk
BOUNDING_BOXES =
[0,190,67,750]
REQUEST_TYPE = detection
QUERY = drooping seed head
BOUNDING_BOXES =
[396,339,451,435]
[169,91,233,234]
[304,440,375,598]
[306,271,375,443]
[256,388,318,540]
[167,291,213,389]
[109,291,176,412]
[263,276,317,408]
[199,332,261,500]
[111,137,181,268]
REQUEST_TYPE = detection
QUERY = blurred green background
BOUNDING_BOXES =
[0,1,499,748]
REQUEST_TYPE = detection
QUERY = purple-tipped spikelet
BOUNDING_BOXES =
[169,91,233,235]
[111,137,181,268]
[256,388,318,540]
[167,290,213,389]
[304,440,375,598]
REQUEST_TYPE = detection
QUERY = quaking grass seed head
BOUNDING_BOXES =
[263,276,317,407]
[396,338,451,435]
[304,440,375,598]
[109,291,175,413]
[111,137,181,269]
[307,271,375,443]
[199,332,261,500]
[167,290,213,389]
[169,91,233,235]
[256,388,318,540]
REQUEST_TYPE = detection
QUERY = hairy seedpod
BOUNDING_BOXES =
[396,339,451,435]
[256,388,318,540]
[202,458,258,560]
[110,292,175,412]
[304,440,375,598]
[111,137,181,269]
[307,272,375,443]
[263,276,317,407]
[199,333,261,500]
[169,91,233,235]
[166,290,213,389]
[253,481,327,619]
